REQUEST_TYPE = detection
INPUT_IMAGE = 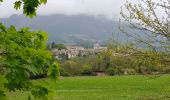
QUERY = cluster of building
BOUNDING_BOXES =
[52,43,107,59]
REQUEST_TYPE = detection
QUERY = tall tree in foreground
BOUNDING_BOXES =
[0,0,59,99]
[119,0,170,75]
[120,0,170,51]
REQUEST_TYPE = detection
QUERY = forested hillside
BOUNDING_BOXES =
[1,14,127,47]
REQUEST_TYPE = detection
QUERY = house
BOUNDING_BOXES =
[66,46,84,58]
[52,49,67,59]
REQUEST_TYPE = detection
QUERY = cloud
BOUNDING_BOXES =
[0,0,22,18]
[0,0,125,19]
[37,0,125,19]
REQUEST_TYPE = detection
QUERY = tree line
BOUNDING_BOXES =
[59,43,170,76]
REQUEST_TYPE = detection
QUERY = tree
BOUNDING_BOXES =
[120,0,170,51]
[0,0,59,99]
[51,43,67,50]
[0,24,59,99]
[119,0,170,74]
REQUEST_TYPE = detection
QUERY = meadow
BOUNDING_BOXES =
[8,75,170,100]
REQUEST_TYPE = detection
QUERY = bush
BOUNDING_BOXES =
[106,67,123,76]
[61,61,82,76]
[59,68,69,76]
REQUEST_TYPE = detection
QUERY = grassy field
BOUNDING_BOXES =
[7,75,170,100]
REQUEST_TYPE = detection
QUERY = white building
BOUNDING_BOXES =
[93,42,107,51]
[66,46,84,58]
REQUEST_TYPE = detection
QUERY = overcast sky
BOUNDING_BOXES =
[0,0,127,19]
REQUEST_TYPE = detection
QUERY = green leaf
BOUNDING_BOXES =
[48,62,60,81]
[28,95,31,100]
[31,86,48,100]
[40,0,47,4]
[0,23,6,32]
[0,90,7,100]
[23,0,39,17]
[14,1,22,10]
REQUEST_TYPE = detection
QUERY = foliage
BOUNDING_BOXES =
[31,86,48,100]
[0,23,59,99]
[61,60,82,76]
[48,62,60,81]
[59,43,170,76]
[0,0,47,17]
[0,0,60,99]
[51,42,67,50]
[120,0,170,52]
[0,90,6,100]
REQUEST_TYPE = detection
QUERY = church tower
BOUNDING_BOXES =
[94,42,100,49]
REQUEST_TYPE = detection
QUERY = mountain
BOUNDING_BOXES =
[0,14,126,47]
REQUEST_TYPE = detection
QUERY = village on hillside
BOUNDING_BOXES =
[51,43,107,59]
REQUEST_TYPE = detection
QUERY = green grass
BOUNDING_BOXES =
[7,75,170,100]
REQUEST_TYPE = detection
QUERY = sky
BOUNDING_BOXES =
[0,0,126,19]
